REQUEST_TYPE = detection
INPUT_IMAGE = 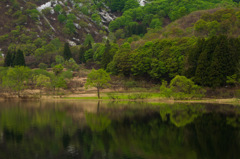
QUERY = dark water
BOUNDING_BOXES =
[0,100,239,159]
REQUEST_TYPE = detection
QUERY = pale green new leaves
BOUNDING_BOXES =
[35,74,50,88]
[2,66,30,95]
[85,69,111,90]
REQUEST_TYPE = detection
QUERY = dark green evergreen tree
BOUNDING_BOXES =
[4,51,13,67]
[13,49,25,66]
[79,46,86,64]
[11,51,16,66]
[86,40,92,50]
[209,35,232,87]
[184,38,205,78]
[101,40,112,69]
[194,36,218,86]
[228,37,240,75]
[63,42,72,60]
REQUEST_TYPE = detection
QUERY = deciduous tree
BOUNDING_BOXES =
[85,69,111,99]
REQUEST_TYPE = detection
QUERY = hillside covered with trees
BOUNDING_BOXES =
[1,0,240,96]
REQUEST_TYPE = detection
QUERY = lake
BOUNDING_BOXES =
[0,100,239,159]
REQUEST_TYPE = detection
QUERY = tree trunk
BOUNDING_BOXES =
[97,87,100,99]
[40,88,42,98]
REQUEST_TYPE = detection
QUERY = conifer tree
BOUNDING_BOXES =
[4,51,12,67]
[86,40,92,50]
[63,42,72,60]
[101,40,112,69]
[79,46,86,64]
[184,38,205,78]
[209,35,232,87]
[194,36,218,86]
[13,49,25,66]
[11,51,16,66]
[228,37,240,74]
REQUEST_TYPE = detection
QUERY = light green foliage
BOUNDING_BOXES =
[60,70,73,80]
[50,76,67,92]
[65,20,76,34]
[84,34,94,46]
[93,44,105,61]
[64,58,79,71]
[170,75,205,99]
[84,49,94,61]
[2,66,30,97]
[81,6,89,15]
[79,20,88,27]
[194,19,208,34]
[54,4,62,13]
[34,48,46,58]
[85,69,111,98]
[123,0,139,11]
[91,13,101,25]
[26,9,39,21]
[35,74,50,88]
[55,55,65,65]
[29,69,51,85]
[226,74,239,86]
[150,18,162,29]
[0,34,9,42]
[34,38,47,48]
[170,75,197,94]
[159,76,205,100]
[35,74,51,97]
[107,0,236,37]
[160,80,172,98]
[53,64,64,75]
[38,63,48,70]
[0,67,8,85]
[50,38,62,50]
[67,13,77,21]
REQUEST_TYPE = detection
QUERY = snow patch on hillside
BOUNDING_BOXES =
[37,2,52,12]
[139,0,146,6]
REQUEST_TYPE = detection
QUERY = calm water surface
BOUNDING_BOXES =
[0,100,239,159]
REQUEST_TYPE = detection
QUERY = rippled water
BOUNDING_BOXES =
[0,100,239,159]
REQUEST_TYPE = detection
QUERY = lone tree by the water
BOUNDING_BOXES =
[13,49,25,66]
[85,69,111,99]
[63,42,72,60]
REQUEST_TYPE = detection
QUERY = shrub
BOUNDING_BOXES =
[107,93,120,100]
[160,80,173,98]
[53,64,64,75]
[64,58,79,71]
[127,93,151,100]
[170,75,205,99]
[123,80,137,90]
[58,14,66,23]
[160,76,205,99]
[38,63,48,70]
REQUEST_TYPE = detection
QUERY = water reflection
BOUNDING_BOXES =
[0,101,239,159]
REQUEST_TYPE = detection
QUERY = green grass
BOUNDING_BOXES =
[63,92,164,100]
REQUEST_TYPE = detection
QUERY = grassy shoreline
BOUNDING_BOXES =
[1,91,240,105]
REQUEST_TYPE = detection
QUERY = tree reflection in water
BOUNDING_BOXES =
[0,101,239,159]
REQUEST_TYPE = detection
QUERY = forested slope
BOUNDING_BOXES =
[1,0,240,88]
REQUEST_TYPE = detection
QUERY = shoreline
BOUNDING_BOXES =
[0,94,239,105]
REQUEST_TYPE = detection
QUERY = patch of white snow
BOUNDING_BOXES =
[67,40,76,46]
[37,2,52,12]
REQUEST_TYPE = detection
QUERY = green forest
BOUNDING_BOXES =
[1,0,240,98]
